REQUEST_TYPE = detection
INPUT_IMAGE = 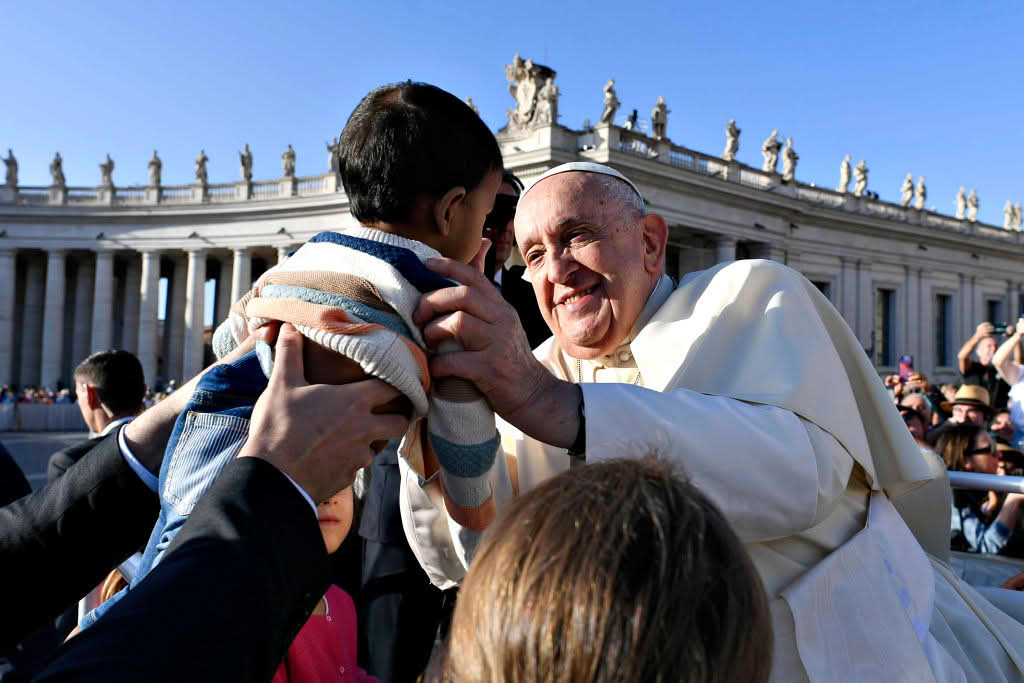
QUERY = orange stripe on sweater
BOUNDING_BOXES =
[245,297,430,392]
[440,484,496,532]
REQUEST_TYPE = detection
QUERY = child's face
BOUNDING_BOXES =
[438,169,503,263]
[317,487,354,555]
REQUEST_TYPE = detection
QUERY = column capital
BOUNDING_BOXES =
[184,245,208,254]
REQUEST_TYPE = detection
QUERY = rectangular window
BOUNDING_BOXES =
[874,289,895,366]
[987,299,1005,326]
[811,281,832,302]
[937,294,953,366]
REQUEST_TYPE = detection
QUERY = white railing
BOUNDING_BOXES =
[949,471,1024,494]
[739,169,769,189]
[115,187,147,204]
[251,181,281,199]
[668,149,695,170]
[161,185,192,202]
[207,183,236,201]
[15,187,50,205]
[616,132,652,157]
[296,176,326,195]
[66,187,99,203]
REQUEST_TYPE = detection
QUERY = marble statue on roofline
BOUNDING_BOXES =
[535,77,559,126]
[852,160,868,197]
[99,154,115,188]
[955,186,967,219]
[900,173,914,207]
[50,152,65,188]
[195,149,209,185]
[723,120,740,162]
[239,144,254,182]
[326,136,340,174]
[761,129,781,174]
[967,189,979,222]
[148,150,162,187]
[1016,203,1023,231]
[3,149,16,188]
[782,138,798,182]
[282,144,296,178]
[1005,200,1015,230]
[599,79,620,125]
[502,53,557,133]
[914,176,926,210]
[837,154,851,193]
[651,96,669,139]
[465,96,480,115]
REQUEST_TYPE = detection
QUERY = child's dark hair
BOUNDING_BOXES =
[339,81,503,225]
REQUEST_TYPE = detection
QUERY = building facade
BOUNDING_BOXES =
[2,59,1022,390]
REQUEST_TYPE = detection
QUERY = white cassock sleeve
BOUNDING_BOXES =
[581,383,853,544]
[401,380,856,588]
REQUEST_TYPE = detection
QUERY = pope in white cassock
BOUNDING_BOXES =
[405,162,1024,682]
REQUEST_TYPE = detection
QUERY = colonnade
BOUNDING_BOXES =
[0,244,292,390]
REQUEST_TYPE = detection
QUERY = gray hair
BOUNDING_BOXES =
[590,173,646,222]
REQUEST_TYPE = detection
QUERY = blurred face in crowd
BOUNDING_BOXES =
[902,410,927,442]
[977,336,997,365]
[952,404,987,426]
[317,488,354,555]
[515,172,668,359]
[483,182,520,268]
[964,432,999,475]
[901,393,932,425]
[992,410,1015,441]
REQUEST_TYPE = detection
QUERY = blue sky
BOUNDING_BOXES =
[3,3,1022,228]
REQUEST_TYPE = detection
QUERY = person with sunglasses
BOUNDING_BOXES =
[938,422,1024,554]
[482,170,549,348]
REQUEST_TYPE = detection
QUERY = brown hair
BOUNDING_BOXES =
[936,422,987,471]
[430,457,772,683]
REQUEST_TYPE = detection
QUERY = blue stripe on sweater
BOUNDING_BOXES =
[309,232,454,293]
[260,284,413,338]
[428,431,500,478]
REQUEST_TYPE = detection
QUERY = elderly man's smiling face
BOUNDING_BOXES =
[515,172,667,360]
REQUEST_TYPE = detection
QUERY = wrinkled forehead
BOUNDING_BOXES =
[514,172,621,243]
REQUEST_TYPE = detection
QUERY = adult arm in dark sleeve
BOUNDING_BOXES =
[0,430,158,651]
[35,456,330,683]
[46,439,99,485]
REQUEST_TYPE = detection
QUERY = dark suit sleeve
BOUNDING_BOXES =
[0,430,159,651]
[35,457,331,683]
[46,439,99,485]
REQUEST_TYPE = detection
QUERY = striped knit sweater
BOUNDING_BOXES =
[213,228,499,531]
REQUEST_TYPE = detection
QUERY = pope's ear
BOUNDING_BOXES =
[640,213,669,274]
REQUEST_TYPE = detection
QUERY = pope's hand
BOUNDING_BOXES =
[414,256,580,449]
[238,324,410,502]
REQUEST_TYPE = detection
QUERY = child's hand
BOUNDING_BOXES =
[470,237,492,273]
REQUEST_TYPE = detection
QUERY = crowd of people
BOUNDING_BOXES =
[3,80,1024,683]
[887,320,1024,558]
[0,386,75,404]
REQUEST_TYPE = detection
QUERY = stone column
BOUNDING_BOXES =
[182,248,208,381]
[713,235,737,264]
[904,266,920,369]
[0,250,15,385]
[71,257,95,366]
[40,250,67,388]
[136,251,161,388]
[839,257,858,337]
[165,256,188,384]
[91,250,114,353]
[122,255,141,353]
[230,248,252,303]
[21,256,45,386]
[276,245,291,264]
[214,258,232,326]
[856,260,873,352]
